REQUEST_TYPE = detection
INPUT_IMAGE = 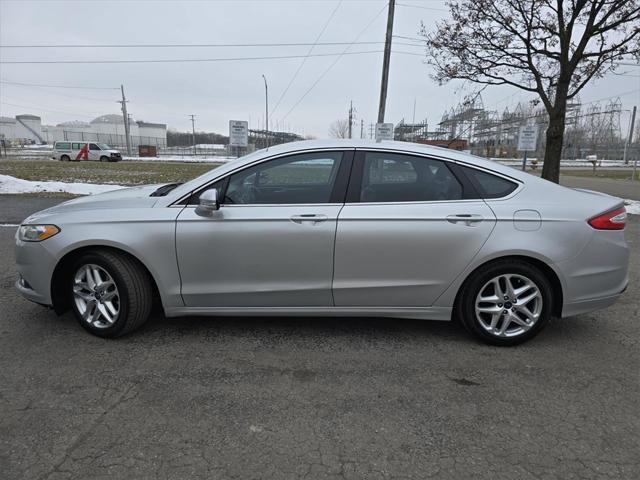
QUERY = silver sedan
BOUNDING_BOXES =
[15,140,629,345]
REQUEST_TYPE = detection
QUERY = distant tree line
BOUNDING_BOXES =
[167,130,228,147]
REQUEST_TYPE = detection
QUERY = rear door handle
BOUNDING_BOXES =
[446,214,484,226]
[290,214,328,225]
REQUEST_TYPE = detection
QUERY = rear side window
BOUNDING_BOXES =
[72,142,84,150]
[359,152,462,202]
[460,166,518,199]
[55,142,71,150]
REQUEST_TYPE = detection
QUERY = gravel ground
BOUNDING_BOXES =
[0,193,638,480]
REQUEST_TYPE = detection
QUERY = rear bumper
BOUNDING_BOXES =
[556,228,629,316]
[561,286,626,318]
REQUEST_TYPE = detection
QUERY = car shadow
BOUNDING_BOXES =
[137,311,473,343]
[46,306,606,347]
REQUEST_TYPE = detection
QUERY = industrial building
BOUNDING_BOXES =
[0,113,167,148]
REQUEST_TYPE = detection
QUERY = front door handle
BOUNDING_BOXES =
[290,214,328,225]
[446,214,484,226]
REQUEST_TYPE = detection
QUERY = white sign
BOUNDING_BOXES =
[375,123,394,142]
[517,125,538,151]
[229,120,249,147]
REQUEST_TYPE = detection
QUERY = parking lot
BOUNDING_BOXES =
[0,191,638,480]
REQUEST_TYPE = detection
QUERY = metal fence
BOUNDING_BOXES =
[61,131,167,149]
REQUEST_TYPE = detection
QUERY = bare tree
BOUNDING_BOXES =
[328,119,350,138]
[422,0,640,182]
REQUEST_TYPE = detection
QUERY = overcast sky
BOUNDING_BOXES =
[1,0,638,138]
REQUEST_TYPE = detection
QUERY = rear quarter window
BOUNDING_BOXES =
[55,142,71,150]
[460,166,518,199]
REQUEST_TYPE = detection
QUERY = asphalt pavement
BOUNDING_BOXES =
[0,190,638,480]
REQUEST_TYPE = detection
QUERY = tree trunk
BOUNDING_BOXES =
[541,94,569,183]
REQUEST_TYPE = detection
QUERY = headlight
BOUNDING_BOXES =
[18,225,60,242]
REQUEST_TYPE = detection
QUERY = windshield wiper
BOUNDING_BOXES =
[150,183,183,197]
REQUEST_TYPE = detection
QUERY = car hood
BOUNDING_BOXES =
[24,184,163,222]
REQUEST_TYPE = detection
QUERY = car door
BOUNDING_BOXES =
[333,150,496,307]
[176,150,353,307]
[88,143,101,161]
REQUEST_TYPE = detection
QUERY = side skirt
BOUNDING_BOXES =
[163,306,453,321]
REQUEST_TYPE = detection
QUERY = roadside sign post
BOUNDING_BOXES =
[375,123,394,142]
[517,125,538,171]
[229,120,248,157]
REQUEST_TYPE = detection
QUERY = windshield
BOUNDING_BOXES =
[96,143,111,150]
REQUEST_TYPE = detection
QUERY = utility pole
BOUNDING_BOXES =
[377,0,395,124]
[360,119,364,139]
[348,101,353,139]
[189,114,196,154]
[369,123,375,139]
[412,98,416,124]
[626,105,638,180]
[623,105,636,165]
[119,84,132,156]
[262,74,269,147]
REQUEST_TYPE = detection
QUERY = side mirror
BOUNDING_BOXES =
[195,188,220,216]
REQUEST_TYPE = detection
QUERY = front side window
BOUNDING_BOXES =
[222,152,343,205]
[359,152,462,202]
[89,143,100,151]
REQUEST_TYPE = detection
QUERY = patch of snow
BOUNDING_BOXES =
[0,174,126,195]
[624,199,640,215]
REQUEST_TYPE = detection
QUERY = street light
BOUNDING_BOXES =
[262,74,269,148]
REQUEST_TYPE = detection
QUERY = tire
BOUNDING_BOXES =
[100,156,109,162]
[455,259,553,346]
[69,250,153,338]
[61,155,70,162]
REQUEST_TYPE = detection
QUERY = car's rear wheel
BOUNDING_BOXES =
[60,154,70,161]
[456,260,553,346]
[69,250,153,337]
[100,156,109,162]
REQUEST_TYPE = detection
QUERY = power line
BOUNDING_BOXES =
[395,2,447,12]
[3,40,388,49]
[270,0,344,119]
[280,2,389,122]
[1,82,118,103]
[0,100,100,119]
[0,80,119,90]
[0,49,387,64]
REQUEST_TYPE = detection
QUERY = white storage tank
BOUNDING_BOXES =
[15,114,44,143]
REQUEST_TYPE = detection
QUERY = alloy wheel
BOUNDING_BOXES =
[73,264,120,329]
[475,274,543,338]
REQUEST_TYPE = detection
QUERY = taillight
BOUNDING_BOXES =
[588,206,627,230]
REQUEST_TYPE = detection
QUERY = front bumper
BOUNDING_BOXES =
[15,275,50,306]
[14,236,57,306]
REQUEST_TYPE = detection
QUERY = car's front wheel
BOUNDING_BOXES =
[70,250,153,337]
[456,260,553,346]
